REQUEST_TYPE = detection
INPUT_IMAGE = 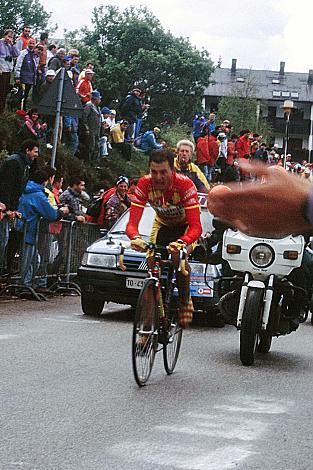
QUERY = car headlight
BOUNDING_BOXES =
[250,244,274,268]
[189,263,205,275]
[82,253,116,268]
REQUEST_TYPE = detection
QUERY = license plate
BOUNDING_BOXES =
[126,277,144,289]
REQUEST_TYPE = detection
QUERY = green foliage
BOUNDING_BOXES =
[71,5,213,124]
[160,124,192,149]
[0,0,51,35]
[217,71,272,141]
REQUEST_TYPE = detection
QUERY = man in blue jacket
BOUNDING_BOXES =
[17,168,69,287]
[138,127,163,153]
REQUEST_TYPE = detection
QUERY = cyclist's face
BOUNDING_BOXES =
[150,161,172,190]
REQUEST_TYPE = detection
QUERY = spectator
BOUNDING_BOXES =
[110,120,132,161]
[253,142,268,163]
[52,174,64,205]
[64,115,79,156]
[15,38,39,109]
[46,44,56,64]
[128,178,138,200]
[76,68,94,105]
[68,49,80,86]
[82,90,102,162]
[38,69,55,99]
[16,25,34,51]
[105,176,131,229]
[0,201,8,274]
[99,107,111,157]
[196,128,215,182]
[236,130,251,159]
[137,127,163,153]
[105,109,116,129]
[18,108,47,141]
[0,140,39,272]
[47,48,66,71]
[207,113,216,132]
[192,113,206,144]
[78,62,94,81]
[59,176,87,222]
[174,139,209,192]
[0,30,19,113]
[119,87,146,140]
[32,33,49,103]
[17,168,69,288]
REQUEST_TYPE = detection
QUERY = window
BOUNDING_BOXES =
[272,91,281,97]
[281,91,290,98]
[236,77,245,82]
[272,79,280,84]
[291,92,299,99]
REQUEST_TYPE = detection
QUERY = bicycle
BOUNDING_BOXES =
[119,243,188,387]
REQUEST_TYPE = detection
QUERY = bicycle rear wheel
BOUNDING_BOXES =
[163,307,183,374]
[132,279,159,386]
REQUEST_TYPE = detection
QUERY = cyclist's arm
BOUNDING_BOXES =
[126,202,145,239]
[125,176,149,239]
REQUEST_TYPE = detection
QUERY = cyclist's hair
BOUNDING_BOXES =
[149,149,175,169]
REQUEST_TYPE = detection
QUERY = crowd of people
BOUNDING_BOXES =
[193,112,313,183]
[0,25,165,162]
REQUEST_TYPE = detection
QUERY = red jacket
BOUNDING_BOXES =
[208,135,219,164]
[76,79,93,104]
[227,141,236,165]
[196,136,211,165]
[236,135,250,159]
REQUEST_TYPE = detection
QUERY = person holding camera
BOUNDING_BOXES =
[0,29,19,113]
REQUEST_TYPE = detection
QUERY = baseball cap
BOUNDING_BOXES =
[46,69,56,77]
[101,106,111,114]
[116,175,129,186]
[85,68,95,74]
[91,90,102,99]
[153,127,161,133]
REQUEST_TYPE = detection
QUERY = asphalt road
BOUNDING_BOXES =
[1,296,313,470]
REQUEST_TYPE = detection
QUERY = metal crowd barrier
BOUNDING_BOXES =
[0,218,101,301]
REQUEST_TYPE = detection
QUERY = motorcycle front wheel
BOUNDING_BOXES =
[240,287,264,366]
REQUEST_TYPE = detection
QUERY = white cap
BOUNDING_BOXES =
[46,69,56,77]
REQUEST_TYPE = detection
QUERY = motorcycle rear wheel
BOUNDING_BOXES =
[240,287,263,366]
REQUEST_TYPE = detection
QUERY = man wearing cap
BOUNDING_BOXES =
[138,127,163,153]
[82,90,102,161]
[104,109,116,129]
[119,88,146,140]
[76,68,94,105]
[39,69,55,99]
[104,176,131,229]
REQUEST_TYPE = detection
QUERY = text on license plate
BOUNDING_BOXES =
[126,277,144,289]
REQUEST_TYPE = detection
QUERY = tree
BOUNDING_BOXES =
[79,5,213,125]
[0,0,51,35]
[217,71,272,140]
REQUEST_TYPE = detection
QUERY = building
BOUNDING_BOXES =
[203,59,313,161]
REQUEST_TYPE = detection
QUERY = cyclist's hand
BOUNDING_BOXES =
[131,237,148,252]
[168,239,186,254]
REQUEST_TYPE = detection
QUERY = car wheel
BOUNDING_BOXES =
[81,293,104,316]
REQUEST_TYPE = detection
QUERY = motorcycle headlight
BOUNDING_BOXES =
[250,244,274,268]
[82,253,116,268]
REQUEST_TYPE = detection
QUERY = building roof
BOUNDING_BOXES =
[204,64,313,103]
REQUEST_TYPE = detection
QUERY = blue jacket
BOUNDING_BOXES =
[140,130,162,152]
[17,181,61,245]
[192,116,206,138]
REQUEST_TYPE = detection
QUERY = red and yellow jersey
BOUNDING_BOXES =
[126,172,202,245]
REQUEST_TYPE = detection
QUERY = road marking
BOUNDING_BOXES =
[42,317,101,324]
[0,334,19,340]
[109,395,289,469]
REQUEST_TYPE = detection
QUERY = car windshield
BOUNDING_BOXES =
[110,205,213,238]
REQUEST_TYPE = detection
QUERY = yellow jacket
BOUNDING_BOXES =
[174,158,209,191]
[110,124,125,144]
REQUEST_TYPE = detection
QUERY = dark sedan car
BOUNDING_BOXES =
[78,200,222,321]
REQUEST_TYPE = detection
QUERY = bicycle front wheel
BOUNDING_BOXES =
[163,308,183,374]
[132,279,159,386]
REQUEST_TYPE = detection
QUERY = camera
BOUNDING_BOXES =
[5,56,12,62]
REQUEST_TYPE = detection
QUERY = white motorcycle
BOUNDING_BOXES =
[217,228,311,366]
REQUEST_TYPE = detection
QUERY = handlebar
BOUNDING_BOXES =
[117,242,189,276]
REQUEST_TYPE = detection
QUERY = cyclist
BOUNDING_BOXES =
[126,149,202,327]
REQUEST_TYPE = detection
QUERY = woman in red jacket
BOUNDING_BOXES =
[196,128,215,183]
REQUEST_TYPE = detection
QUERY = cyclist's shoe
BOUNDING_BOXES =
[178,297,194,328]
[136,334,149,349]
